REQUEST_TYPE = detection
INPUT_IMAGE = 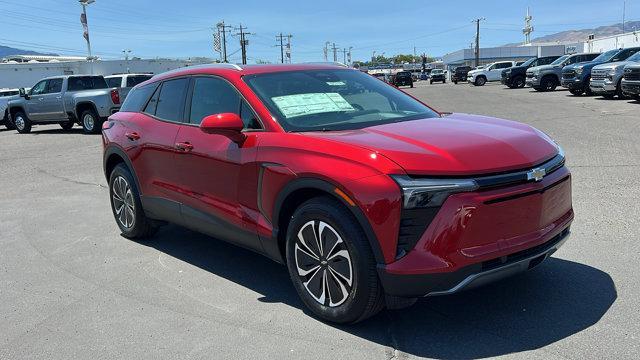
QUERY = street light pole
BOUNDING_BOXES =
[79,0,95,61]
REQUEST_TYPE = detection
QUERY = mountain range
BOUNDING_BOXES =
[506,21,640,46]
[0,45,56,58]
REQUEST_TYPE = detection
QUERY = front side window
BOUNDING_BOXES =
[30,80,48,95]
[189,77,241,125]
[126,75,152,87]
[106,77,123,88]
[244,69,439,132]
[155,78,189,122]
[46,78,63,93]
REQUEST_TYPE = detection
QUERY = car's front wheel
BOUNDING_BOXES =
[59,120,74,130]
[286,197,384,324]
[109,164,159,239]
[13,111,31,134]
[474,76,486,86]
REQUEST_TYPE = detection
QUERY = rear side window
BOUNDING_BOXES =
[189,77,241,125]
[106,77,123,88]
[120,83,158,112]
[46,78,63,93]
[126,75,152,87]
[68,76,108,91]
[154,78,189,122]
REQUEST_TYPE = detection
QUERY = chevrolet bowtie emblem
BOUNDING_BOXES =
[527,167,546,182]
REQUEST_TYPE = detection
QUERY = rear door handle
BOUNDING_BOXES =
[175,142,194,152]
[125,132,140,141]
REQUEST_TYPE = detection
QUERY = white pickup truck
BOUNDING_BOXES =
[104,74,153,100]
[467,61,517,86]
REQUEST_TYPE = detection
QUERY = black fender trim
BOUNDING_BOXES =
[103,145,141,193]
[269,177,386,265]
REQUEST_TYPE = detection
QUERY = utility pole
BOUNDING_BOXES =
[342,48,347,64]
[622,0,627,34]
[276,33,285,63]
[217,21,232,62]
[285,34,292,63]
[347,46,353,66]
[331,43,338,62]
[323,42,330,61]
[523,7,534,45]
[236,24,253,65]
[473,18,485,67]
[79,0,95,62]
[276,33,293,63]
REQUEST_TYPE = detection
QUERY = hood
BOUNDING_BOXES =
[593,60,635,71]
[527,64,562,73]
[564,60,602,71]
[306,114,558,176]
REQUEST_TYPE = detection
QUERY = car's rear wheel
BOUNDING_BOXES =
[3,111,16,130]
[615,80,626,99]
[81,109,101,134]
[109,164,159,239]
[569,89,584,96]
[285,197,384,324]
[13,111,31,134]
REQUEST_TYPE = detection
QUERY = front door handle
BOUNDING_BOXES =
[175,142,194,152]
[125,132,140,141]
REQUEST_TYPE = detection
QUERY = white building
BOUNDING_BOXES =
[585,30,640,52]
[0,58,211,88]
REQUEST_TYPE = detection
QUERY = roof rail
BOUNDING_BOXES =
[302,62,349,68]
[152,63,243,78]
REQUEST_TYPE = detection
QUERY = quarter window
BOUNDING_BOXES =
[189,77,241,125]
[121,83,158,112]
[153,78,189,122]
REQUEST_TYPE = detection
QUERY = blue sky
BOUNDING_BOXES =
[0,0,636,63]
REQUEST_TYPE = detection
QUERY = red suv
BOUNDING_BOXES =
[102,63,573,324]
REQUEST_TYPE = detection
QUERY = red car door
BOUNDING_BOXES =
[128,78,188,203]
[172,76,262,250]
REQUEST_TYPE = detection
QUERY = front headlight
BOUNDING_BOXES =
[391,176,479,209]
[575,67,583,75]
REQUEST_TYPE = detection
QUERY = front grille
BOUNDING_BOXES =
[562,70,576,79]
[624,69,640,81]
[526,73,535,78]
[591,70,607,81]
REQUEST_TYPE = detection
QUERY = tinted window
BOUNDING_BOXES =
[539,57,556,66]
[106,77,122,88]
[120,83,159,112]
[155,78,189,122]
[126,75,152,87]
[496,62,512,69]
[143,86,160,115]
[46,78,63,93]
[68,76,108,91]
[240,100,261,130]
[189,77,241,125]
[612,48,640,62]
[30,80,48,95]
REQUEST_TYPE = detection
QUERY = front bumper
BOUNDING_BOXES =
[377,166,574,298]
[525,75,540,87]
[561,77,587,90]
[589,79,617,94]
[621,80,640,95]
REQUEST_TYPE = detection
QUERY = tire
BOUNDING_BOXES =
[3,111,16,130]
[59,120,74,130]
[80,108,101,134]
[602,94,615,100]
[443,80,446,84]
[569,89,584,96]
[453,80,458,84]
[285,196,384,324]
[615,80,626,99]
[513,76,526,88]
[13,111,32,134]
[633,95,640,102]
[410,83,414,88]
[533,86,544,92]
[540,77,557,91]
[430,80,433,84]
[474,76,486,86]
[108,164,159,239]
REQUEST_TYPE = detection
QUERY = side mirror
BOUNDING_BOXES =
[19,88,26,98]
[200,113,246,144]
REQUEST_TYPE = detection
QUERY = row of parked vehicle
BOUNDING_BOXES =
[448,47,640,101]
[1,73,153,134]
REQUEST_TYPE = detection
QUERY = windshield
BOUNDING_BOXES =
[244,69,439,132]
[431,69,443,74]
[593,49,620,63]
[521,58,536,67]
[551,55,570,65]
[627,51,640,62]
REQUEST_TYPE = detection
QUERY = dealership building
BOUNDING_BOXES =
[441,44,583,69]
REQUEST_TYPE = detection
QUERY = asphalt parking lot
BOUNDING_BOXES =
[1,82,638,360]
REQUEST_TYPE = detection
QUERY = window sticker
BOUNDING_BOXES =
[326,81,346,86]
[271,93,355,118]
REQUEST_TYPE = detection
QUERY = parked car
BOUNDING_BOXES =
[501,56,561,89]
[562,47,640,96]
[590,50,640,99]
[419,73,429,81]
[105,74,153,100]
[7,75,122,134]
[467,61,517,86]
[527,53,600,91]
[429,69,446,83]
[103,63,573,324]
[1,88,22,130]
[392,71,414,88]
[621,63,640,100]
[451,66,472,84]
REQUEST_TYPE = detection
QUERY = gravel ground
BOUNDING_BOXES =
[0,81,638,359]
